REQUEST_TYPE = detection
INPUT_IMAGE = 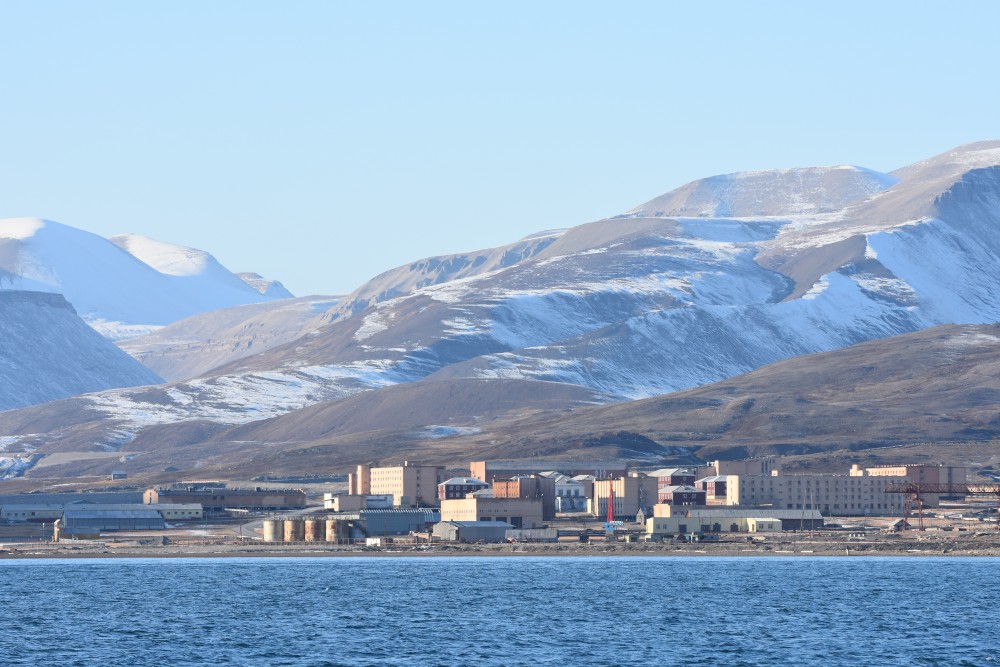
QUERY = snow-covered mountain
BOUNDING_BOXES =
[4,141,1000,479]
[236,272,295,298]
[623,165,898,218]
[0,290,161,411]
[0,219,289,339]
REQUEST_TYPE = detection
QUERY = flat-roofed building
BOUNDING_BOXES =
[358,509,439,536]
[696,457,780,478]
[0,504,66,523]
[62,508,166,536]
[144,487,306,510]
[591,474,658,521]
[695,475,729,504]
[432,521,514,543]
[470,460,628,484]
[440,490,544,529]
[647,506,824,534]
[852,464,969,486]
[323,493,394,512]
[2,502,202,522]
[649,468,696,487]
[658,485,707,506]
[492,475,556,519]
[541,472,588,512]
[438,477,489,501]
[349,462,444,507]
[725,468,911,516]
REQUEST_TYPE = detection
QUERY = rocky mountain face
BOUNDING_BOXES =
[0,290,161,411]
[3,141,1000,482]
[117,296,340,382]
[0,219,290,339]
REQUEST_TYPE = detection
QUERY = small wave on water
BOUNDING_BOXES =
[0,556,996,666]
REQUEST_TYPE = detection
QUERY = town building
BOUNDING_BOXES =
[540,472,588,511]
[590,474,659,521]
[2,502,203,523]
[725,468,912,516]
[470,460,629,484]
[61,508,166,537]
[323,493,394,512]
[696,457,780,478]
[851,464,969,487]
[539,472,587,499]
[658,485,707,506]
[649,468,696,488]
[647,505,824,534]
[440,490,544,529]
[349,462,445,507]
[438,477,489,501]
[432,520,514,543]
[571,474,596,500]
[492,475,556,519]
[144,487,306,510]
[694,475,729,504]
[357,509,439,536]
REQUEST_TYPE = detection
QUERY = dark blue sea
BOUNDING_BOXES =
[0,556,996,666]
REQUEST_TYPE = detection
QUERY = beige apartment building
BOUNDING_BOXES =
[440,492,544,529]
[851,464,969,486]
[725,468,913,516]
[349,462,445,507]
[590,474,659,521]
[695,457,780,478]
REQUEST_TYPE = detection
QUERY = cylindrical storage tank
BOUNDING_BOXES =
[262,519,282,543]
[304,519,322,542]
[326,519,340,542]
[283,518,305,542]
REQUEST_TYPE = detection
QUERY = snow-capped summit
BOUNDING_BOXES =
[110,234,221,277]
[0,218,288,339]
[236,272,295,298]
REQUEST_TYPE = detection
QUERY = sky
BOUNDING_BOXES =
[1,2,999,296]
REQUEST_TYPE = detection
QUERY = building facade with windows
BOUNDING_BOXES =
[349,462,445,507]
[725,469,911,516]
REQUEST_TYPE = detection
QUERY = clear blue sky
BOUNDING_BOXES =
[1,2,998,296]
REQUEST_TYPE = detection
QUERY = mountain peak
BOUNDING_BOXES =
[624,165,897,219]
[109,234,214,277]
[236,272,295,298]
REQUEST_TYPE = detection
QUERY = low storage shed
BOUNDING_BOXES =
[433,521,514,543]
[62,509,166,535]
[359,509,440,536]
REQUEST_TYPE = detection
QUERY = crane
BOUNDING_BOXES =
[884,483,1000,531]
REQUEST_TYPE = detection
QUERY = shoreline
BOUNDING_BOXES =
[4,536,1000,560]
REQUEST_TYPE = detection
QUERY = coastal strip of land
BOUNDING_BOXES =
[4,531,1000,559]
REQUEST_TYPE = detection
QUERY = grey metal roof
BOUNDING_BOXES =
[482,461,628,471]
[0,492,144,505]
[440,521,515,528]
[648,468,694,477]
[438,477,487,486]
[4,503,200,513]
[660,485,702,493]
[359,509,439,522]
[696,475,729,483]
[683,508,823,520]
[0,504,66,511]
[63,509,164,519]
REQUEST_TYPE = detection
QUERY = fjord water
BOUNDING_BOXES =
[0,556,995,666]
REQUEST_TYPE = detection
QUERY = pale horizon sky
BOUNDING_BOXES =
[2,2,999,296]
